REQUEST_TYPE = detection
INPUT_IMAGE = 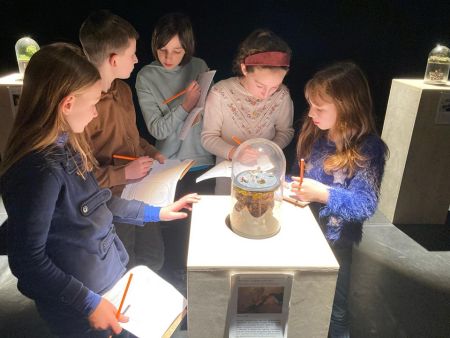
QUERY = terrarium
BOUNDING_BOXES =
[15,37,40,77]
[424,44,450,85]
[229,138,286,239]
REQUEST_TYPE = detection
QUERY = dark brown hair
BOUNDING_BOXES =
[232,29,292,75]
[79,10,139,66]
[151,13,195,66]
[0,43,100,177]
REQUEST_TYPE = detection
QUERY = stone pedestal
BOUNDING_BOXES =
[379,79,450,224]
[0,73,22,159]
[187,196,339,338]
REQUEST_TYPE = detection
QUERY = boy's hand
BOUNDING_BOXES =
[159,193,201,221]
[125,156,153,180]
[153,152,166,164]
[88,298,129,334]
[182,81,201,112]
[291,177,329,204]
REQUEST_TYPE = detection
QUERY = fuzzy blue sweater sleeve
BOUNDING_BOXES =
[302,135,387,243]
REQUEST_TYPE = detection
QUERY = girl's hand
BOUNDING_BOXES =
[228,145,259,163]
[153,152,166,164]
[159,193,201,221]
[291,177,329,204]
[125,156,153,180]
[88,298,129,335]
[182,81,201,112]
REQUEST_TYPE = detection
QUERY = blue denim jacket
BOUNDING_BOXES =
[1,142,154,319]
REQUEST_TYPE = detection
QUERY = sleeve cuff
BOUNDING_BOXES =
[144,205,162,222]
[83,290,102,317]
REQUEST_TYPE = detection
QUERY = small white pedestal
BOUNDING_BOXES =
[187,196,339,338]
[0,73,22,159]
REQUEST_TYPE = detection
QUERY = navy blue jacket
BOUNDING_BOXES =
[1,142,158,318]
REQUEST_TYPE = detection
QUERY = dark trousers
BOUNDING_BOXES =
[329,244,353,338]
[160,167,214,296]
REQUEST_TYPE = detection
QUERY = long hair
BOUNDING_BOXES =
[0,43,100,177]
[297,62,377,177]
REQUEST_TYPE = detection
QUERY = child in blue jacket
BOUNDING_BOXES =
[0,43,199,337]
[290,62,388,338]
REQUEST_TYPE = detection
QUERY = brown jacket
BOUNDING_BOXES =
[84,79,159,195]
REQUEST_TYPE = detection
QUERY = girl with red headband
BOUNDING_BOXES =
[202,29,294,194]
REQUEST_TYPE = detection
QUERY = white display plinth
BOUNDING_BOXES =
[0,73,22,159]
[379,79,450,224]
[187,196,339,338]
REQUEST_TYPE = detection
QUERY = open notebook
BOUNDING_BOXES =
[121,159,194,206]
[103,266,187,338]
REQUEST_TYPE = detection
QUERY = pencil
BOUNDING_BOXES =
[162,88,188,105]
[299,158,305,186]
[109,273,133,338]
[116,273,133,319]
[113,154,138,161]
[232,136,242,145]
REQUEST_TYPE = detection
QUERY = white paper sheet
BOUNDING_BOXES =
[179,70,216,140]
[103,266,187,338]
[195,160,232,183]
[227,274,293,338]
[121,159,193,206]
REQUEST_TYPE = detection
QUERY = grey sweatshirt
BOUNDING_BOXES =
[135,57,213,166]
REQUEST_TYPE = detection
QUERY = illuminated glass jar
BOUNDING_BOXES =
[424,44,450,84]
[229,138,286,239]
[15,37,40,76]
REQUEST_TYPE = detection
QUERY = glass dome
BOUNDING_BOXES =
[424,44,450,84]
[229,138,286,239]
[15,37,40,76]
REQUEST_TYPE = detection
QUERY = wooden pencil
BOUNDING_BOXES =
[299,158,305,186]
[108,273,133,338]
[162,88,188,105]
[113,154,138,161]
[232,136,242,145]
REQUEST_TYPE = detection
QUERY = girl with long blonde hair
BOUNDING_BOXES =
[0,43,199,337]
[291,62,388,338]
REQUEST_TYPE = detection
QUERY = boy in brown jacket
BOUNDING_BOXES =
[80,10,166,270]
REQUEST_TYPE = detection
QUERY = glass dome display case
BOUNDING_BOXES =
[424,44,450,84]
[229,138,286,239]
[15,37,40,77]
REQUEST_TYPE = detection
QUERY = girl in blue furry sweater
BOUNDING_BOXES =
[290,62,388,338]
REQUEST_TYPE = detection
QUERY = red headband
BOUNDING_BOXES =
[244,51,290,67]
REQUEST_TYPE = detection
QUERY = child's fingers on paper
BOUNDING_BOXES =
[110,321,123,335]
[118,313,129,323]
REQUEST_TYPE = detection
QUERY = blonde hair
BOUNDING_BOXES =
[297,62,377,177]
[0,43,100,177]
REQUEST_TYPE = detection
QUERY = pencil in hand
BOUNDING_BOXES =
[299,158,305,186]
[109,273,133,338]
[162,88,188,105]
[232,136,242,145]
[113,154,138,161]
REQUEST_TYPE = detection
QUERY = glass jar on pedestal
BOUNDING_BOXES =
[229,138,286,239]
[424,44,450,85]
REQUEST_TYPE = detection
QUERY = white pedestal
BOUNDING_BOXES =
[379,79,450,224]
[187,196,339,338]
[0,73,22,159]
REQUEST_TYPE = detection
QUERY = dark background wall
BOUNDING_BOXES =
[1,0,449,154]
